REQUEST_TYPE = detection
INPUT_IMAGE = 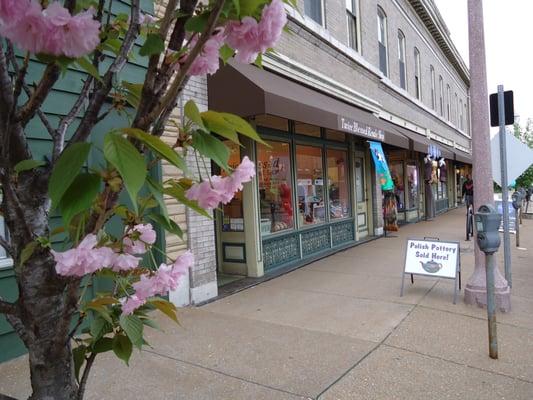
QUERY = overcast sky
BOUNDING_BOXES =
[434,0,533,125]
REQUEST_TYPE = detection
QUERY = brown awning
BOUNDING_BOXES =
[390,123,432,153]
[208,62,409,149]
[455,150,472,164]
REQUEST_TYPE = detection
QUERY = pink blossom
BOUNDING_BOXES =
[52,234,115,277]
[0,1,100,58]
[0,0,29,23]
[122,251,194,315]
[225,17,260,64]
[139,13,157,25]
[124,223,156,255]
[187,29,225,76]
[112,253,141,272]
[225,0,287,64]
[185,157,256,210]
[121,295,145,315]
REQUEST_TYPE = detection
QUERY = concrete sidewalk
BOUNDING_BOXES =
[2,207,533,399]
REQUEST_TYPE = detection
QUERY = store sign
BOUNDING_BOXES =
[338,116,385,141]
[401,238,461,304]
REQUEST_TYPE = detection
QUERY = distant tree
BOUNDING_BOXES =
[513,119,533,188]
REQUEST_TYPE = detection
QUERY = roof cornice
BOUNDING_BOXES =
[408,0,470,85]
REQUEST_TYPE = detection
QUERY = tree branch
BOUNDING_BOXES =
[77,352,97,400]
[136,0,225,131]
[68,0,141,146]
[16,64,60,126]
[0,298,17,316]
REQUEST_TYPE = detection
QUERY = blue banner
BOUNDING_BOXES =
[369,141,394,191]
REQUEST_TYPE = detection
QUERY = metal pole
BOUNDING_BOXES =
[485,252,498,359]
[515,208,521,247]
[497,85,512,287]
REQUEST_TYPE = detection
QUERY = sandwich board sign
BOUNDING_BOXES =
[401,238,461,303]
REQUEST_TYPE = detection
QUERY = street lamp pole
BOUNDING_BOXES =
[464,0,511,311]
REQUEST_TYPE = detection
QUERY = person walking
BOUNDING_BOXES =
[462,174,474,208]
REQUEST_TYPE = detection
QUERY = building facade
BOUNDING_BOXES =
[167,0,473,305]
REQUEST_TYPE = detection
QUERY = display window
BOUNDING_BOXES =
[255,114,289,132]
[294,121,321,137]
[296,145,325,226]
[327,149,350,219]
[406,163,419,210]
[221,141,244,232]
[390,161,405,210]
[257,140,294,235]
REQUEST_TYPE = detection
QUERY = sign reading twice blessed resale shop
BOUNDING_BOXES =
[338,116,385,141]
[401,238,462,304]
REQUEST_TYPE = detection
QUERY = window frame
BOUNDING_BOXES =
[304,0,325,26]
[430,65,436,110]
[439,75,444,116]
[346,0,361,52]
[377,6,389,77]
[397,30,407,90]
[446,84,451,121]
[414,47,421,100]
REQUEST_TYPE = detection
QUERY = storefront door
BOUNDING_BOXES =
[354,151,369,238]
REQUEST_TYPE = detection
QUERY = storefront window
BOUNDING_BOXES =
[406,163,418,210]
[327,149,350,219]
[390,161,405,210]
[255,114,288,132]
[294,121,321,138]
[296,145,325,226]
[257,141,294,235]
[221,141,244,232]
[325,129,346,142]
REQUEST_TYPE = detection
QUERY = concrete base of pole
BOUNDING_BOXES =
[464,259,511,312]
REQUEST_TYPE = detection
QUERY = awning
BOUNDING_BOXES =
[390,123,432,153]
[455,150,472,164]
[208,62,409,149]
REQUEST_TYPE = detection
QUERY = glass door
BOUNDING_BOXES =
[354,151,368,238]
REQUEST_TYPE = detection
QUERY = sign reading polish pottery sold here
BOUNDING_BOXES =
[401,238,462,304]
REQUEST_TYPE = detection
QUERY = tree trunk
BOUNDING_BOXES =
[3,171,80,400]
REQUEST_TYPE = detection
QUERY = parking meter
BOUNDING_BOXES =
[475,204,501,254]
[512,191,522,210]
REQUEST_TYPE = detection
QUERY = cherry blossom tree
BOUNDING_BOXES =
[0,0,289,398]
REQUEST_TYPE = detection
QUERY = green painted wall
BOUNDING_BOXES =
[0,0,156,363]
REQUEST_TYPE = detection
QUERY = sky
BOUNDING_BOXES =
[434,0,533,126]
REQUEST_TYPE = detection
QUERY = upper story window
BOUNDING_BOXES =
[446,84,451,120]
[414,47,421,100]
[464,103,469,133]
[397,30,406,89]
[346,0,360,51]
[459,99,464,130]
[439,75,444,116]
[455,93,459,126]
[430,65,436,110]
[377,7,388,76]
[304,0,324,26]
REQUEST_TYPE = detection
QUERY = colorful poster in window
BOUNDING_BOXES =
[369,141,394,191]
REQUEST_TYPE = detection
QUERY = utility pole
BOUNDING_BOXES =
[463,0,511,312]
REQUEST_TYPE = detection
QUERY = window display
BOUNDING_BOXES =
[294,121,321,137]
[221,141,244,232]
[406,163,418,210]
[327,149,350,219]
[296,145,325,225]
[255,114,288,132]
[390,161,405,210]
[257,141,294,234]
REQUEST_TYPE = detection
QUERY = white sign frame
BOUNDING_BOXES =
[400,238,461,304]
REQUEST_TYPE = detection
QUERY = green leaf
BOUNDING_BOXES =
[191,130,230,171]
[254,52,263,68]
[140,317,161,331]
[148,213,183,238]
[90,317,106,341]
[232,0,240,16]
[163,184,212,219]
[58,173,101,227]
[184,13,209,33]
[14,159,45,174]
[112,334,133,365]
[184,100,207,131]
[72,345,87,382]
[219,44,235,64]
[119,314,144,350]
[18,241,38,269]
[92,337,114,354]
[101,38,122,56]
[139,34,165,57]
[239,0,267,16]
[201,110,240,143]
[75,57,101,82]
[149,298,179,324]
[121,128,187,172]
[103,133,147,212]
[49,142,92,208]
[146,176,169,221]
[122,81,143,109]
[220,113,267,144]
[86,305,113,324]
